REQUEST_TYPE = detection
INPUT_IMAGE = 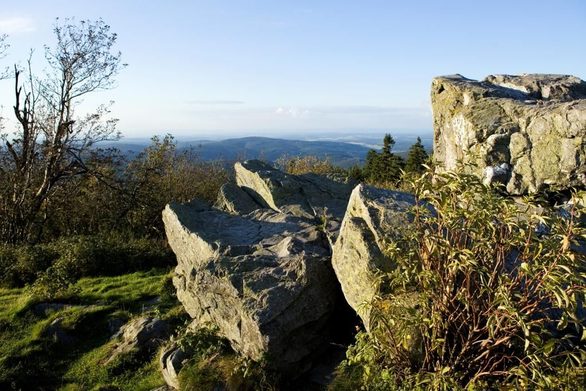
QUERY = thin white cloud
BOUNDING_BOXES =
[0,17,35,34]
[275,105,429,117]
[274,106,310,118]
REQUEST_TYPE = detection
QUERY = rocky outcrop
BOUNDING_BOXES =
[331,184,416,329]
[432,74,586,194]
[485,74,586,101]
[162,161,353,375]
[107,317,170,365]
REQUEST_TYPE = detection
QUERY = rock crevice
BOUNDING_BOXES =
[163,160,354,375]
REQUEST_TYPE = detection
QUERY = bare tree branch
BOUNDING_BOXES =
[0,19,125,243]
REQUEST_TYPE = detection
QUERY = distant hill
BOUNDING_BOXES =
[103,135,433,168]
[180,137,373,167]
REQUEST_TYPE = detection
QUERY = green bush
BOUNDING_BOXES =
[0,234,173,290]
[46,234,173,278]
[0,244,59,287]
[275,155,346,176]
[336,169,586,390]
[31,262,79,300]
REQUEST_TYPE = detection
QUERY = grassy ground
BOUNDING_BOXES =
[0,268,187,390]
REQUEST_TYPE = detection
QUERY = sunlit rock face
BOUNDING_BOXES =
[162,160,354,375]
[432,74,586,194]
[331,184,416,330]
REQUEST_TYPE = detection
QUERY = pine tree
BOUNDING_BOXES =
[404,137,428,175]
[382,134,394,155]
[363,133,404,186]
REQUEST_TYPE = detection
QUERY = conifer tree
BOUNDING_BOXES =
[404,137,429,175]
[364,133,404,186]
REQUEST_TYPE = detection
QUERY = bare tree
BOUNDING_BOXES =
[0,19,125,243]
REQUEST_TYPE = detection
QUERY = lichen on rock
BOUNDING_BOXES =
[432,73,586,194]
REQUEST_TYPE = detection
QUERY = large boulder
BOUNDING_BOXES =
[163,186,341,374]
[432,74,586,194]
[332,184,416,329]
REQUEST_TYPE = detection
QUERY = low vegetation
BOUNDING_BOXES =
[0,234,173,290]
[277,133,430,189]
[276,155,347,176]
[176,327,279,391]
[331,169,586,390]
[0,269,183,390]
[0,263,279,390]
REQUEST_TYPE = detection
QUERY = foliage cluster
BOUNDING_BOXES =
[404,137,429,176]
[276,155,346,176]
[49,134,229,238]
[0,19,124,244]
[352,134,430,188]
[363,134,405,186]
[1,133,228,244]
[0,234,172,291]
[0,21,228,245]
[335,169,586,390]
[275,135,429,189]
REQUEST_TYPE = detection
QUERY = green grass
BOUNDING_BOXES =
[63,344,165,391]
[0,286,27,318]
[0,268,187,390]
[74,270,168,309]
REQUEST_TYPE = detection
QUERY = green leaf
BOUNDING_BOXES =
[543,339,556,356]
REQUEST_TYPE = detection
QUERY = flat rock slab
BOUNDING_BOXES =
[235,160,353,221]
[432,73,586,194]
[214,182,262,215]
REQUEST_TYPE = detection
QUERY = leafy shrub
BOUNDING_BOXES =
[121,134,229,237]
[2,134,229,243]
[337,169,586,390]
[46,234,173,278]
[0,234,173,290]
[31,262,79,300]
[276,155,346,176]
[0,244,59,287]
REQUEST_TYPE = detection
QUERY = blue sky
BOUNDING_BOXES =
[0,0,584,138]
